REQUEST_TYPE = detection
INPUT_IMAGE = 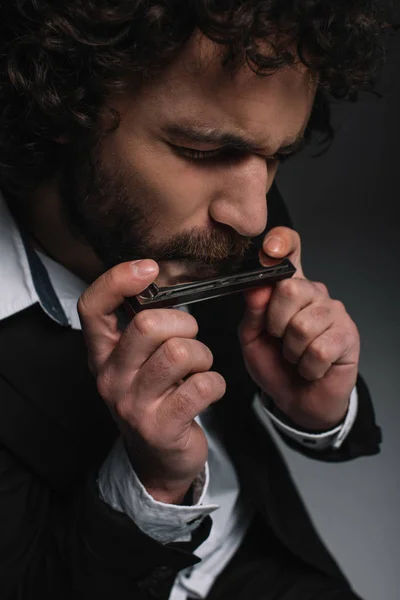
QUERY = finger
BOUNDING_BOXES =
[160,371,226,427]
[78,260,158,371]
[262,226,305,278]
[297,325,358,381]
[267,278,328,339]
[239,285,275,346]
[281,301,337,365]
[134,338,214,401]
[107,308,199,381]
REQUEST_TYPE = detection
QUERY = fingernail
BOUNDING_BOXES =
[265,236,284,254]
[131,259,157,276]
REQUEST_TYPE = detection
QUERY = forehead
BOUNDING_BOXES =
[137,35,316,148]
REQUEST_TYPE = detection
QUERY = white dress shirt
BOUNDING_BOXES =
[0,192,358,600]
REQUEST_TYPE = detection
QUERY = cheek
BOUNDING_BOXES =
[105,124,217,233]
[127,146,215,228]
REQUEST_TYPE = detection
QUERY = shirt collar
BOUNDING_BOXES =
[0,191,86,330]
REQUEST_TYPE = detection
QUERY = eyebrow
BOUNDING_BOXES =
[163,123,306,156]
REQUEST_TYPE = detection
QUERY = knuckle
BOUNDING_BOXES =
[290,304,331,342]
[182,312,200,336]
[291,315,313,341]
[133,310,159,337]
[198,342,214,368]
[190,372,214,399]
[298,364,317,382]
[214,372,227,398]
[309,341,332,364]
[314,281,329,295]
[172,311,200,340]
[191,373,212,398]
[191,371,226,400]
[163,338,190,366]
[277,277,299,299]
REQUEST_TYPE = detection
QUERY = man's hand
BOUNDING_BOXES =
[239,228,360,431]
[78,260,226,504]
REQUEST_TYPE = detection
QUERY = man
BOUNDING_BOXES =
[0,1,384,599]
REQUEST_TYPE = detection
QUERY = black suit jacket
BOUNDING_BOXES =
[0,185,381,599]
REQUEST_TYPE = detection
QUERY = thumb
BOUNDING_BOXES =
[78,259,159,372]
[261,226,305,279]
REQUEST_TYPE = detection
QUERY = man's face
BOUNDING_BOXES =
[60,36,315,283]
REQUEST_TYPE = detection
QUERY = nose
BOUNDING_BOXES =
[209,155,272,237]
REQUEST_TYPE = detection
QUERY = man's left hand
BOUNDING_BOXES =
[238,227,360,431]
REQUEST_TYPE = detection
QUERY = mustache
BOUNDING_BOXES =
[149,224,253,264]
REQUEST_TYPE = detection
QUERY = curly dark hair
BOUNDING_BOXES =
[0,0,387,200]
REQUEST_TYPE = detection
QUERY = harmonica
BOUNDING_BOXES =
[126,258,296,314]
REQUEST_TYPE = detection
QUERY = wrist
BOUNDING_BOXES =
[285,411,347,432]
[145,482,194,505]
[123,440,197,504]
[264,393,349,432]
[122,436,205,505]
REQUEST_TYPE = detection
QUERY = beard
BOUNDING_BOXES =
[57,139,254,282]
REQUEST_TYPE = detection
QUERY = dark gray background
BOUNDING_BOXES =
[272,30,400,600]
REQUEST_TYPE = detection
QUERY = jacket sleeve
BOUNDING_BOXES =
[0,378,210,600]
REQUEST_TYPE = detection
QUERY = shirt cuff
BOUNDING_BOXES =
[98,437,218,544]
[253,386,359,451]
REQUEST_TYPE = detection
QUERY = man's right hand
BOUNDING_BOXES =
[78,259,226,504]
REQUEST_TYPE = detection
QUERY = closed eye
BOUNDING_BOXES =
[173,146,225,160]
[171,141,305,163]
[172,145,280,164]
